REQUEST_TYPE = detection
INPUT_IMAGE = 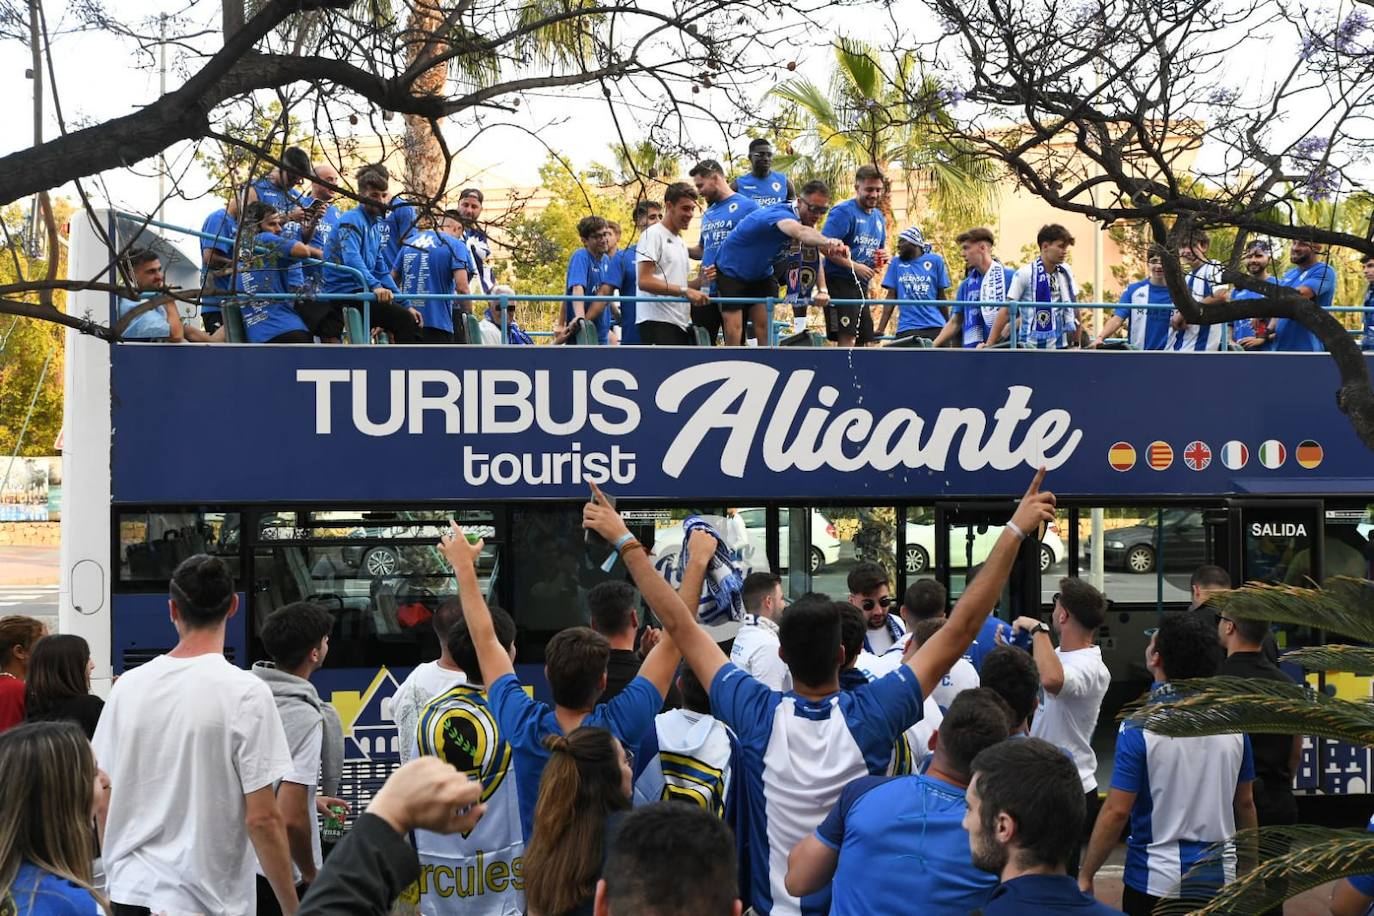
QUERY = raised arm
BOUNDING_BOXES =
[583,485,730,690]
[439,523,515,685]
[906,469,1055,699]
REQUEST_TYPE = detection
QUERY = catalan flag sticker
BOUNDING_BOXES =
[1108,441,1136,472]
[1258,440,1287,469]
[1147,441,1174,471]
[1295,440,1323,469]
[1220,441,1248,470]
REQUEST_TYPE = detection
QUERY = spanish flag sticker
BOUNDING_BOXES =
[1108,442,1136,472]
[1296,440,1323,469]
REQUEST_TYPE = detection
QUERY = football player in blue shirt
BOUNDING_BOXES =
[732,138,795,206]
[560,215,616,345]
[199,198,242,336]
[965,738,1124,914]
[584,472,1059,916]
[1093,247,1174,350]
[294,163,343,293]
[236,201,320,344]
[1362,254,1374,352]
[877,225,953,344]
[1228,240,1278,350]
[690,159,760,343]
[244,145,311,217]
[785,689,1010,915]
[616,200,662,345]
[395,216,472,344]
[932,227,1013,349]
[822,165,889,347]
[713,180,847,347]
[437,519,683,841]
[1272,236,1337,352]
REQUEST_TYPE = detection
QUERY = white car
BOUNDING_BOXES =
[903,516,1066,576]
[652,508,842,574]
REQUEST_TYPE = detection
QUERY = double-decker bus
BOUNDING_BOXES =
[60,209,1374,823]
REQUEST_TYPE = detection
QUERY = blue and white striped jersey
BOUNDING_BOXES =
[633,708,738,817]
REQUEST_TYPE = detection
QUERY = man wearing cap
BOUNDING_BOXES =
[876,226,951,344]
[1230,240,1279,350]
[821,164,888,348]
[1272,234,1337,352]
[455,188,496,293]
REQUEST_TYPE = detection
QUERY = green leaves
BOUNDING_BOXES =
[1214,578,1374,643]
[1132,676,1374,747]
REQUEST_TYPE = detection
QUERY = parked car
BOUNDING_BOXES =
[903,516,1066,576]
[1084,509,1207,574]
[651,508,842,574]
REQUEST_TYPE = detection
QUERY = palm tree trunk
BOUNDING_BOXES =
[402,0,450,203]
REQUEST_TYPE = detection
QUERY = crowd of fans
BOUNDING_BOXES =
[0,482,1368,914]
[113,140,1374,350]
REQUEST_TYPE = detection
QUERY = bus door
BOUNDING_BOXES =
[932,502,1043,619]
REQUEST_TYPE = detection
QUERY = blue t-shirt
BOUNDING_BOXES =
[715,201,800,283]
[822,199,887,281]
[294,200,342,289]
[321,207,399,296]
[618,245,640,345]
[249,176,297,212]
[564,248,614,344]
[397,230,472,333]
[816,773,997,915]
[116,297,171,339]
[7,861,101,914]
[955,264,1016,348]
[883,253,951,330]
[487,673,661,839]
[734,170,790,206]
[700,194,760,293]
[1115,280,1175,350]
[199,208,240,314]
[982,874,1124,915]
[1346,813,1374,896]
[710,662,926,916]
[962,614,1010,672]
[1272,262,1337,352]
[380,196,419,271]
[1363,285,1374,352]
[238,231,311,343]
[1229,287,1274,350]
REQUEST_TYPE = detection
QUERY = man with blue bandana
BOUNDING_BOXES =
[822,164,889,348]
[877,225,952,344]
[731,138,795,206]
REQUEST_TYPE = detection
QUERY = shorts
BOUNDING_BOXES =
[265,329,314,344]
[296,298,345,340]
[201,310,223,334]
[824,273,876,343]
[894,326,942,342]
[419,327,456,345]
[692,303,721,342]
[715,272,780,312]
[638,321,693,345]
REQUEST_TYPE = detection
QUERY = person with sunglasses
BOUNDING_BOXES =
[1010,578,1110,876]
[847,562,905,655]
[712,179,847,346]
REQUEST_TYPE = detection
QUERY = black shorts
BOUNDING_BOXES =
[692,303,721,342]
[894,326,942,341]
[419,327,456,345]
[297,299,345,340]
[265,329,314,344]
[715,272,780,312]
[201,310,223,334]
[824,273,876,342]
[638,321,694,345]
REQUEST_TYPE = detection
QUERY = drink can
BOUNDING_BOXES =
[322,804,347,841]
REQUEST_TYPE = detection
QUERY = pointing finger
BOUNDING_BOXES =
[1025,467,1046,497]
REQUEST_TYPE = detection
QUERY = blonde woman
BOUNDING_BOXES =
[0,720,109,914]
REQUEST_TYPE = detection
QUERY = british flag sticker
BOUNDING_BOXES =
[1183,440,1212,471]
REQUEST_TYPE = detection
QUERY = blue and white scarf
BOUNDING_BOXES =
[862,613,906,655]
[1021,258,1077,348]
[681,516,745,625]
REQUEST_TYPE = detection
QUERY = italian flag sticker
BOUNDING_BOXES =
[1258,440,1286,469]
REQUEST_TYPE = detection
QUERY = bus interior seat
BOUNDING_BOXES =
[343,308,367,345]
[461,312,484,344]
[692,325,713,347]
[221,305,248,343]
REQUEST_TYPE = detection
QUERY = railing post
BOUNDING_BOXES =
[499,294,509,345]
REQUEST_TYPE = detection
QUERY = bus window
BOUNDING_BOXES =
[117,510,241,584]
[809,506,896,599]
[1081,506,1210,607]
[902,507,939,584]
[1038,507,1072,605]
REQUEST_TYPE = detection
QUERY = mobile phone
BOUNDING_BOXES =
[584,484,616,546]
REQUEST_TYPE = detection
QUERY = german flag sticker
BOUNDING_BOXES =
[1108,442,1136,472]
[1296,440,1323,469]
[1147,441,1173,471]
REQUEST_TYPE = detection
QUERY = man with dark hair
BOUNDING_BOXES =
[933,227,1014,349]
[438,528,683,841]
[633,663,738,819]
[689,159,758,343]
[847,561,905,655]
[317,164,423,343]
[584,471,1059,916]
[560,214,615,345]
[1166,230,1230,352]
[616,199,663,344]
[1080,613,1257,914]
[411,607,523,915]
[252,602,341,913]
[821,164,888,347]
[979,645,1040,735]
[587,580,680,708]
[1012,578,1110,868]
[714,179,847,346]
[965,738,1123,914]
[1094,247,1176,350]
[392,598,468,766]
[1189,564,1231,610]
[635,181,709,345]
[595,801,742,916]
[245,146,312,218]
[1009,223,1079,349]
[93,555,298,915]
[1361,253,1374,352]
[116,248,189,342]
[731,138,795,205]
[786,689,1012,913]
[1229,240,1279,349]
[864,579,978,711]
[235,201,322,343]
[396,210,472,343]
[1273,234,1338,352]
[730,571,790,691]
[903,578,947,621]
[455,188,495,293]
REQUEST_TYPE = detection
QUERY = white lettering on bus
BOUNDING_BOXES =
[1250,523,1307,537]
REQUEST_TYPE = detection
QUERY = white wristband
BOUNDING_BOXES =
[1006,521,1027,541]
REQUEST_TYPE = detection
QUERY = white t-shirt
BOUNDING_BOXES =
[92,654,291,915]
[1030,645,1111,791]
[393,661,468,765]
[729,616,792,692]
[478,317,502,345]
[255,719,323,882]
[634,223,692,329]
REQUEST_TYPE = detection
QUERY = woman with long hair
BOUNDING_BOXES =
[25,635,103,739]
[0,721,110,914]
[523,726,633,916]
[0,616,46,733]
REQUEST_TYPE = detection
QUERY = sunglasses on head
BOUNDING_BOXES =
[860,596,894,611]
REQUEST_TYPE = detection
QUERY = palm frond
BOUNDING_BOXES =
[771,78,839,133]
[833,38,882,101]
[1151,826,1374,915]
[1130,677,1374,746]
[1282,644,1374,675]
[1213,579,1374,643]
